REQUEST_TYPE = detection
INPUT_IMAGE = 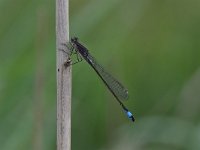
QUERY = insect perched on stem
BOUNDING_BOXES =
[64,37,135,122]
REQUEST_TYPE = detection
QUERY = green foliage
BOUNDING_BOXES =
[1,0,200,150]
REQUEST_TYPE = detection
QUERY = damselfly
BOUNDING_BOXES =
[64,37,135,122]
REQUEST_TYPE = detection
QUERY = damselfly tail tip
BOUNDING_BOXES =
[126,111,135,122]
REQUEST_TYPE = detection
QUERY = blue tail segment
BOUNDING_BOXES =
[120,103,135,122]
[126,111,135,122]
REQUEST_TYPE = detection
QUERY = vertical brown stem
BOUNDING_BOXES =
[56,0,71,150]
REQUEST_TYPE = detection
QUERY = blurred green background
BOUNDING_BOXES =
[1,0,200,150]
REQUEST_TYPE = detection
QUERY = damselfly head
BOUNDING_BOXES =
[71,37,78,43]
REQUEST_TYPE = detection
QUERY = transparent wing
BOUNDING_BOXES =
[85,53,129,101]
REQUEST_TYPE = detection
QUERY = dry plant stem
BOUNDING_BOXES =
[56,0,71,150]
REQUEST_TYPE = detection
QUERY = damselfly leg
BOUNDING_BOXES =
[61,42,83,65]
